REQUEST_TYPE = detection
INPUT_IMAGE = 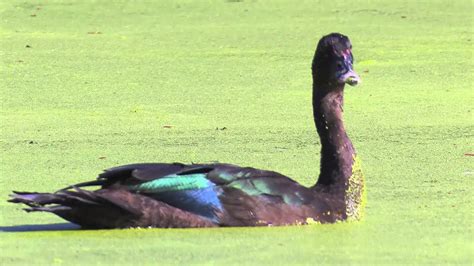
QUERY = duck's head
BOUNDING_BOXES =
[312,33,360,87]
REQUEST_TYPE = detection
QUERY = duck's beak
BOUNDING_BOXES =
[341,70,361,86]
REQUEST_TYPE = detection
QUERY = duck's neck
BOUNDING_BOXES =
[312,84,355,189]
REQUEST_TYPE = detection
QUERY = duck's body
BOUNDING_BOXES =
[13,163,351,228]
[9,33,365,228]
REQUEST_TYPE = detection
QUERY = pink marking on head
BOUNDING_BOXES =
[333,48,351,58]
[341,49,352,59]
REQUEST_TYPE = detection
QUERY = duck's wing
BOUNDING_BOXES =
[9,163,316,227]
[92,163,315,225]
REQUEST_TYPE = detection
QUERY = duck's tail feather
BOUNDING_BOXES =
[9,191,64,207]
[9,188,102,208]
[8,189,140,229]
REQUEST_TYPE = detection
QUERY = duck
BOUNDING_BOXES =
[8,33,365,229]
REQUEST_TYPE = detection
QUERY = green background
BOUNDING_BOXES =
[1,0,472,265]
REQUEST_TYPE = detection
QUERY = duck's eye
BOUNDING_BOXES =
[336,62,344,70]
